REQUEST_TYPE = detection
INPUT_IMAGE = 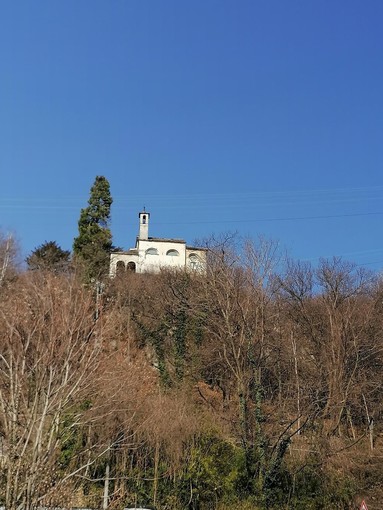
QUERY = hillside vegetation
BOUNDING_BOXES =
[0,235,382,509]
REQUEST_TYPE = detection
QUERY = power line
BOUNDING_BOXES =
[2,184,383,205]
[150,211,383,226]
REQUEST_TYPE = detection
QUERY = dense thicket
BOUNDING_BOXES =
[0,236,382,509]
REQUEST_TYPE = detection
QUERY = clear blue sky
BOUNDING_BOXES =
[1,1,383,270]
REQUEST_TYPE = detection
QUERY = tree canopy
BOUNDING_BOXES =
[26,240,71,273]
[73,176,113,282]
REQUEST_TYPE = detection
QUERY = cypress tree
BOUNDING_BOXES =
[73,176,113,282]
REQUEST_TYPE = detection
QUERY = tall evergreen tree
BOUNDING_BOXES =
[73,176,113,282]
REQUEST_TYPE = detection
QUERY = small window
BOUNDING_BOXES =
[142,215,146,224]
[189,254,199,269]
[146,248,158,255]
[166,249,179,257]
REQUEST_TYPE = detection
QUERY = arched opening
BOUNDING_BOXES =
[166,249,179,257]
[146,248,159,255]
[189,253,199,269]
[127,261,136,273]
[116,260,126,276]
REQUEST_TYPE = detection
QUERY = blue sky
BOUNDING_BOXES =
[1,1,383,270]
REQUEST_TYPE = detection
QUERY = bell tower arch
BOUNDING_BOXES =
[139,210,150,240]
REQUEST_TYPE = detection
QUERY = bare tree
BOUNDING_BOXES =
[196,237,297,504]
[0,232,18,289]
[279,257,377,437]
[0,272,102,510]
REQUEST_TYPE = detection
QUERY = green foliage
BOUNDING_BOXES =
[133,318,172,387]
[59,412,82,469]
[73,175,113,282]
[58,401,92,469]
[284,458,355,509]
[182,433,243,509]
[131,275,195,388]
[26,240,71,273]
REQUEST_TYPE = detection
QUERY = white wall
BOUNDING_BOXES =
[137,240,186,273]
[110,242,207,276]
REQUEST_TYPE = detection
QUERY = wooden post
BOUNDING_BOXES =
[103,462,110,509]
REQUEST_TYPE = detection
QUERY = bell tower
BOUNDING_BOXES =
[138,210,150,240]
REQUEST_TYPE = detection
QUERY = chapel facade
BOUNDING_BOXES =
[109,211,206,276]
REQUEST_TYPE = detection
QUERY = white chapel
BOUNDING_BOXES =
[109,211,206,276]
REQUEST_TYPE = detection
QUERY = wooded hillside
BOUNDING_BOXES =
[0,235,382,509]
